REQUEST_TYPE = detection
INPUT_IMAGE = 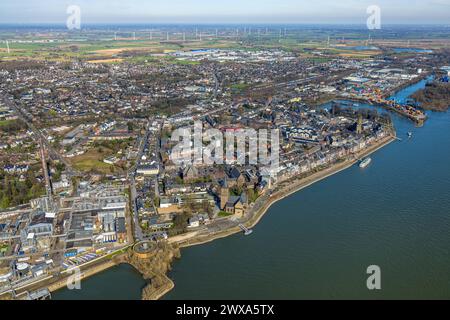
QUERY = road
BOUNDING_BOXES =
[129,176,143,241]
[127,119,155,241]
[1,95,81,177]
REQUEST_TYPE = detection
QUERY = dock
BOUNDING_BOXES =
[239,224,253,236]
[336,96,427,124]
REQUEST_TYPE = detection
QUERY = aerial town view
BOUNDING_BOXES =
[0,0,449,309]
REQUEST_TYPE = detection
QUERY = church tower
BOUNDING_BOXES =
[220,179,229,210]
[356,114,363,134]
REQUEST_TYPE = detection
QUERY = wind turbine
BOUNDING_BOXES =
[6,40,10,54]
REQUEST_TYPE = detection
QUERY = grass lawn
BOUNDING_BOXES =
[229,83,251,93]
[0,119,15,126]
[172,59,200,65]
[69,147,116,174]
[0,119,25,132]
[0,244,9,254]
[218,211,233,217]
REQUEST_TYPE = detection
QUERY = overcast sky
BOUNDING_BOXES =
[0,0,449,24]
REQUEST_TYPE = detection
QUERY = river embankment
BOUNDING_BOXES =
[170,134,395,252]
[153,134,395,299]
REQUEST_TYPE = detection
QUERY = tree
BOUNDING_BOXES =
[169,213,190,236]
[0,196,10,209]
[247,188,259,203]
[231,186,243,196]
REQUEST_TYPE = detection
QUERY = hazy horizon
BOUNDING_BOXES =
[1,0,449,25]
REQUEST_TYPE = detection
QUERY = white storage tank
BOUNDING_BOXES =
[16,262,30,274]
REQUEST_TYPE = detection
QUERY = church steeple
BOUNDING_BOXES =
[220,178,229,210]
[356,113,363,134]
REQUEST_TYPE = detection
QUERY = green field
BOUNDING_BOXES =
[0,119,13,126]
[218,211,233,217]
[229,83,251,92]
[0,38,242,63]
[0,36,373,63]
[69,147,115,174]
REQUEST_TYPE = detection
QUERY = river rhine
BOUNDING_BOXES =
[54,78,450,300]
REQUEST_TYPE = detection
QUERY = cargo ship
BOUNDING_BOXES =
[359,157,372,168]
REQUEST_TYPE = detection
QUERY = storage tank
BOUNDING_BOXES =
[16,262,30,275]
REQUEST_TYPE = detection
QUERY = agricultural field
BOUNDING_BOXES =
[0,38,243,64]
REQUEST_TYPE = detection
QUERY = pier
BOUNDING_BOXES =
[239,224,253,236]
